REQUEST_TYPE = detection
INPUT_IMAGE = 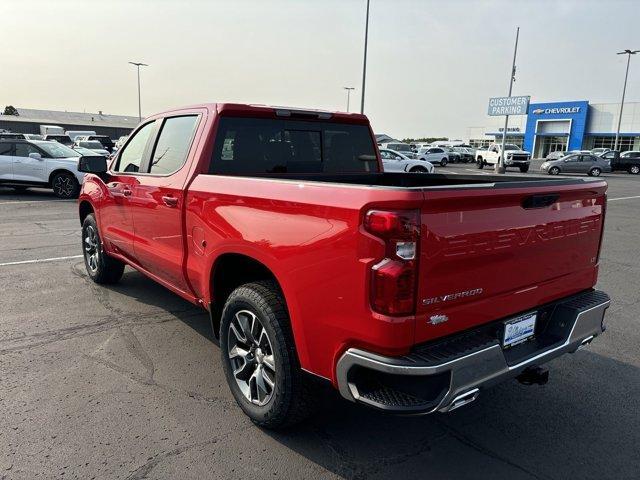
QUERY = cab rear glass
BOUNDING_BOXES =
[209,117,377,175]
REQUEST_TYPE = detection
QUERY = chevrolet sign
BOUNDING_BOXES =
[531,106,581,115]
[488,96,530,116]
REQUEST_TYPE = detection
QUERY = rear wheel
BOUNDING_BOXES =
[82,214,125,284]
[476,157,484,169]
[220,280,315,429]
[549,166,560,175]
[409,166,428,173]
[589,167,602,177]
[629,165,640,174]
[51,172,80,199]
[440,158,448,167]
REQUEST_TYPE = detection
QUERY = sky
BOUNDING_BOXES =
[1,0,639,139]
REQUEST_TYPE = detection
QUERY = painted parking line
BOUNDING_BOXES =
[0,199,76,206]
[609,195,640,202]
[0,255,83,267]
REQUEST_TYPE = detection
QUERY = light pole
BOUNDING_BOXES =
[128,61,148,123]
[614,49,638,152]
[496,27,520,174]
[360,0,370,114]
[343,87,355,112]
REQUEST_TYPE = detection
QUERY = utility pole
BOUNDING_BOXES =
[497,27,520,174]
[128,61,148,123]
[614,49,638,151]
[360,0,370,114]
[343,87,355,112]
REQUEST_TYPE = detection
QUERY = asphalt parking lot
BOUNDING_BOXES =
[1,165,639,480]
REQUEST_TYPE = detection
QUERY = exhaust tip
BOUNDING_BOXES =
[441,388,480,412]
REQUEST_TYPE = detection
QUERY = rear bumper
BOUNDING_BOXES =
[335,289,610,414]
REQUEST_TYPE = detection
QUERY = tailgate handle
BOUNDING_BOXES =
[522,194,559,209]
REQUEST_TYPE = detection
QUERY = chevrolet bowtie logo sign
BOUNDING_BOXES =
[532,109,544,114]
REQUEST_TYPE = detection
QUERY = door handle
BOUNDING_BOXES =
[162,195,178,207]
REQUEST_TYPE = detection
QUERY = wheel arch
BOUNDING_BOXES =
[79,200,94,225]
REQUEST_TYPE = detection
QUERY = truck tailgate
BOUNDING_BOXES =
[414,180,607,344]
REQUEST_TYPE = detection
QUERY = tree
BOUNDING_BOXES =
[3,106,19,116]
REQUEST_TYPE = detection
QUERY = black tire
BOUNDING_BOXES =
[519,165,530,173]
[409,166,428,173]
[629,165,640,175]
[220,280,315,429]
[440,158,448,167]
[476,157,484,169]
[549,166,560,175]
[81,214,125,284]
[51,171,80,199]
[589,167,602,177]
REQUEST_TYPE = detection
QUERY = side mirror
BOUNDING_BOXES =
[78,155,108,174]
[28,152,42,160]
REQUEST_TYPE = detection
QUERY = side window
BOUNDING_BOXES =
[114,121,155,173]
[380,150,391,159]
[149,115,199,175]
[0,142,13,156]
[15,143,40,157]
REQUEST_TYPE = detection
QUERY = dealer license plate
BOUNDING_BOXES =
[502,312,537,348]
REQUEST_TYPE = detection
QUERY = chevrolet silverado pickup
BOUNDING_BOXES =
[77,103,610,428]
[476,143,531,172]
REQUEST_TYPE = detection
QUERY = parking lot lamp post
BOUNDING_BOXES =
[128,61,148,123]
[614,50,638,152]
[360,0,370,114]
[497,27,520,174]
[343,87,355,112]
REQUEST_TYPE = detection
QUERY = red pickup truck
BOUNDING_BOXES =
[78,103,610,428]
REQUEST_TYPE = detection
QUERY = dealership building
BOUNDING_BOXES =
[466,100,640,157]
[0,107,137,139]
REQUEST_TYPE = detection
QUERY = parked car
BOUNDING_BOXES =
[23,134,44,141]
[379,149,434,173]
[115,135,129,150]
[77,102,610,429]
[416,146,449,166]
[601,150,640,174]
[540,153,611,176]
[74,140,111,157]
[75,134,115,153]
[476,143,530,172]
[545,150,566,160]
[73,145,108,158]
[379,142,416,159]
[442,146,462,163]
[66,130,97,142]
[0,133,25,140]
[0,139,85,197]
[590,147,611,156]
[567,150,591,155]
[43,134,74,146]
[452,146,475,163]
[39,125,65,136]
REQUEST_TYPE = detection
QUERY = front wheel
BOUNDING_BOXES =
[51,172,80,199]
[548,166,560,175]
[629,165,640,175]
[220,280,315,429]
[82,214,125,284]
[589,167,602,177]
[476,158,484,169]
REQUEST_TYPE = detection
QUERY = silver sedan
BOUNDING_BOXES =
[540,153,611,176]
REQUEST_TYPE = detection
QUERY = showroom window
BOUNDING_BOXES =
[590,136,635,152]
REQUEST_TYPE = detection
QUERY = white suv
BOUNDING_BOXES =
[416,146,449,166]
[0,140,86,198]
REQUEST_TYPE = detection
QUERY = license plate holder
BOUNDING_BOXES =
[502,312,537,349]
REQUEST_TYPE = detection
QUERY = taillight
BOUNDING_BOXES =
[365,209,420,316]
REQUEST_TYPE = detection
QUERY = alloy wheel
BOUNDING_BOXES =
[84,225,100,273]
[227,310,276,406]
[53,175,74,198]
